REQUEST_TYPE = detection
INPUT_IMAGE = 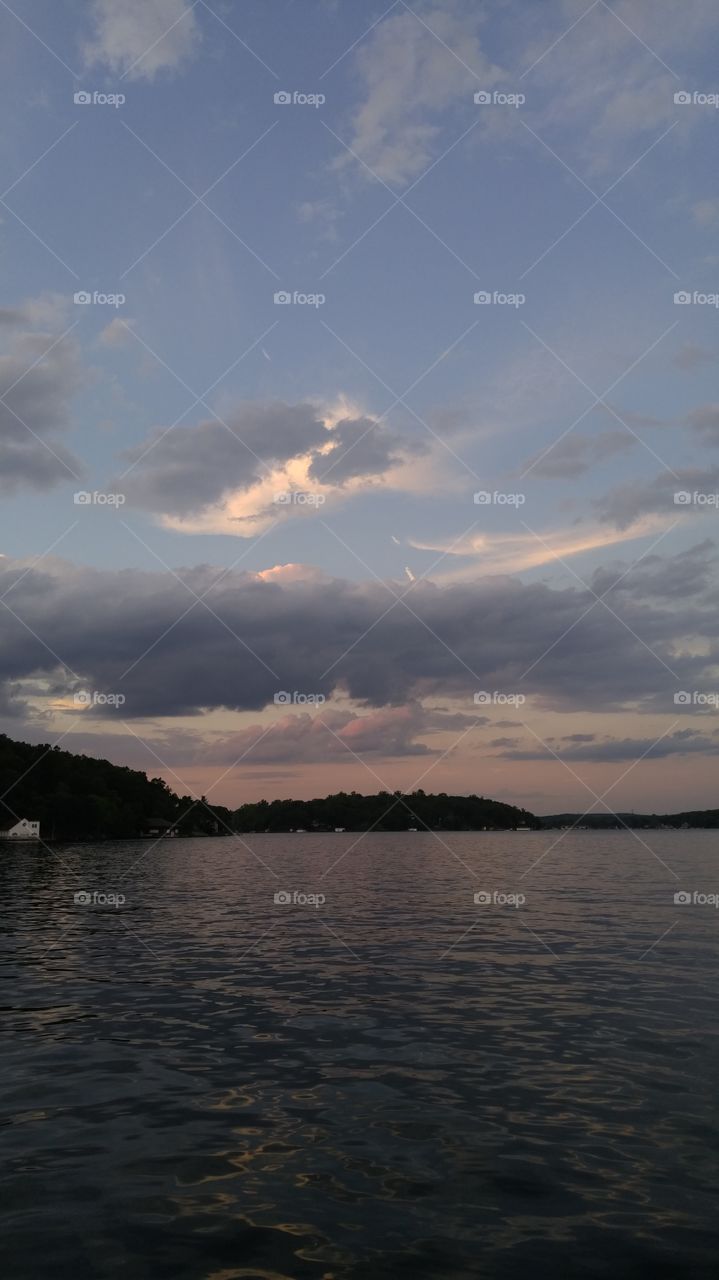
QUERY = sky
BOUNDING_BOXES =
[0,0,718,813]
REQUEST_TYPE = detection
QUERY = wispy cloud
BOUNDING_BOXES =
[83,0,201,80]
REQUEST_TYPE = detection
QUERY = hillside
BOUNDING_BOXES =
[232,789,539,832]
[0,734,231,840]
[540,810,719,829]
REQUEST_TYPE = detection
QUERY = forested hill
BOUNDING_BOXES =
[0,734,538,838]
[232,790,539,832]
[0,734,232,840]
[539,810,719,829]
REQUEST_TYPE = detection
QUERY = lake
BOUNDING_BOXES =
[2,831,718,1278]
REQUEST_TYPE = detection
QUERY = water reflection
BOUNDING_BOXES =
[2,833,718,1278]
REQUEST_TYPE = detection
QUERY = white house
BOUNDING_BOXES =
[0,818,40,840]
[141,818,179,838]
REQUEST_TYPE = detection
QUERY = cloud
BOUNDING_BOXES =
[339,3,501,185]
[119,402,328,518]
[520,0,716,169]
[408,518,662,579]
[83,0,200,81]
[21,701,487,773]
[589,540,716,602]
[0,305,86,493]
[308,415,426,486]
[598,407,719,526]
[98,318,135,348]
[0,544,716,722]
[297,199,343,243]
[692,199,719,227]
[180,702,469,766]
[496,729,719,764]
[674,343,716,371]
[118,402,426,528]
[687,405,719,447]
[524,430,635,479]
[596,466,719,529]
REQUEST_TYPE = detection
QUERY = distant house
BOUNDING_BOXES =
[0,818,40,840]
[141,818,178,838]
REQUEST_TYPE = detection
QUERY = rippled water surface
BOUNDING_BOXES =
[2,832,719,1279]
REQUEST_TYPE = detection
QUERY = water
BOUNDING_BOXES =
[2,832,718,1279]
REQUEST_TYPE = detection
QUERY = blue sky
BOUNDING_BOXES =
[1,0,719,811]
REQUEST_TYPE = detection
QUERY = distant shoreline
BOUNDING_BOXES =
[5,823,718,847]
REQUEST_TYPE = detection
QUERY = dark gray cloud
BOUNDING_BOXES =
[589,540,716,601]
[0,319,86,491]
[0,440,84,494]
[11,703,488,772]
[0,545,716,723]
[118,405,423,516]
[525,430,635,479]
[596,466,719,529]
[119,402,328,517]
[496,728,719,764]
[309,416,426,486]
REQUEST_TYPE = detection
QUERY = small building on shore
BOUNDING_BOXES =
[141,818,179,838]
[0,818,40,840]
